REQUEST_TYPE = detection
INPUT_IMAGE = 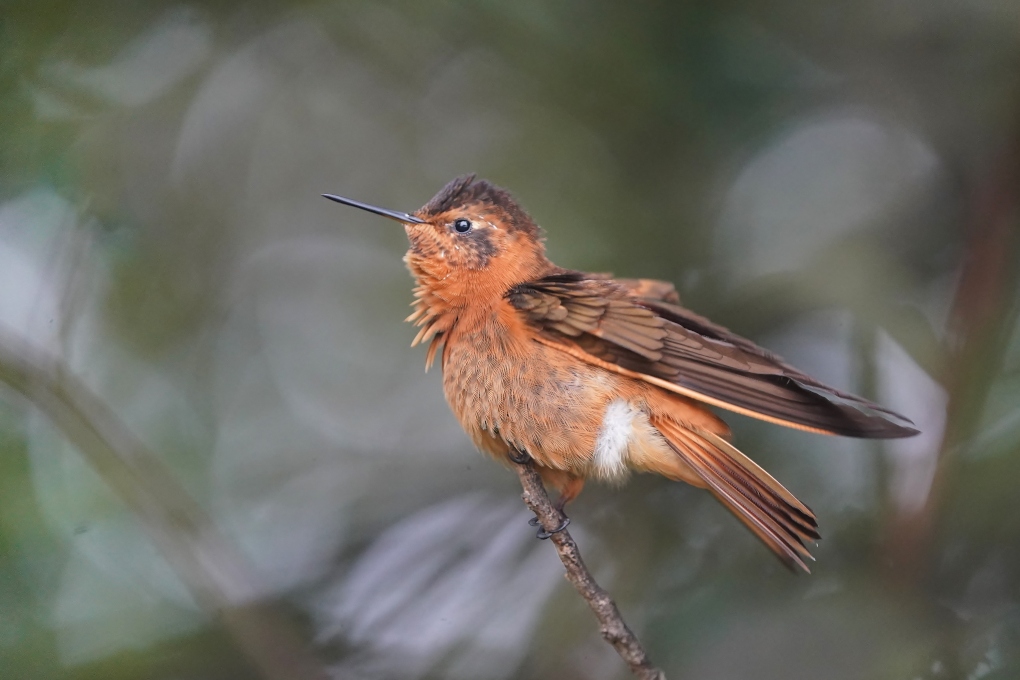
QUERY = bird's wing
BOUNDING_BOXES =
[586,274,681,303]
[507,270,918,438]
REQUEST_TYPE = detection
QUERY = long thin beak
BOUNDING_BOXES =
[322,194,425,224]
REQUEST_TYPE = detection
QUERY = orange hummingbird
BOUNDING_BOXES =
[323,175,918,572]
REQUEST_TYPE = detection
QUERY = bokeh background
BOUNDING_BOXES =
[1,2,1019,679]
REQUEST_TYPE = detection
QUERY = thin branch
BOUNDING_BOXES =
[0,332,329,680]
[511,456,667,680]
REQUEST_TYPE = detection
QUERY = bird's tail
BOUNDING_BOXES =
[652,416,820,572]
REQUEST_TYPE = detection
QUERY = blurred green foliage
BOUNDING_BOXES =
[1,1,1019,679]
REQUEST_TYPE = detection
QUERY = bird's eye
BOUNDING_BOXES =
[453,218,472,233]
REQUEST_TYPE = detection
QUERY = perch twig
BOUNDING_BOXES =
[511,455,666,680]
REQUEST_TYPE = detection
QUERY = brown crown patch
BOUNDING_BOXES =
[420,174,540,237]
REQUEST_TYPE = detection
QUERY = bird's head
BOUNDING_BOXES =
[324,175,553,304]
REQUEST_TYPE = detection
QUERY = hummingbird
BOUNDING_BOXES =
[323,175,918,572]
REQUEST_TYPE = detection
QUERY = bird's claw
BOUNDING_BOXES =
[536,516,570,539]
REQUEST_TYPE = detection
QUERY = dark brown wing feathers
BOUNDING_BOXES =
[508,270,918,439]
[508,275,668,361]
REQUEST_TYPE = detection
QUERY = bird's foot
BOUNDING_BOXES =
[507,448,531,464]
[536,516,570,539]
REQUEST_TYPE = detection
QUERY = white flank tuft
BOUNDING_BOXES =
[594,399,638,480]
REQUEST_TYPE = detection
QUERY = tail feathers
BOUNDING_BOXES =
[653,418,820,572]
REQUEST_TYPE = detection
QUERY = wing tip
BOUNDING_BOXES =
[883,423,922,439]
[826,420,921,439]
